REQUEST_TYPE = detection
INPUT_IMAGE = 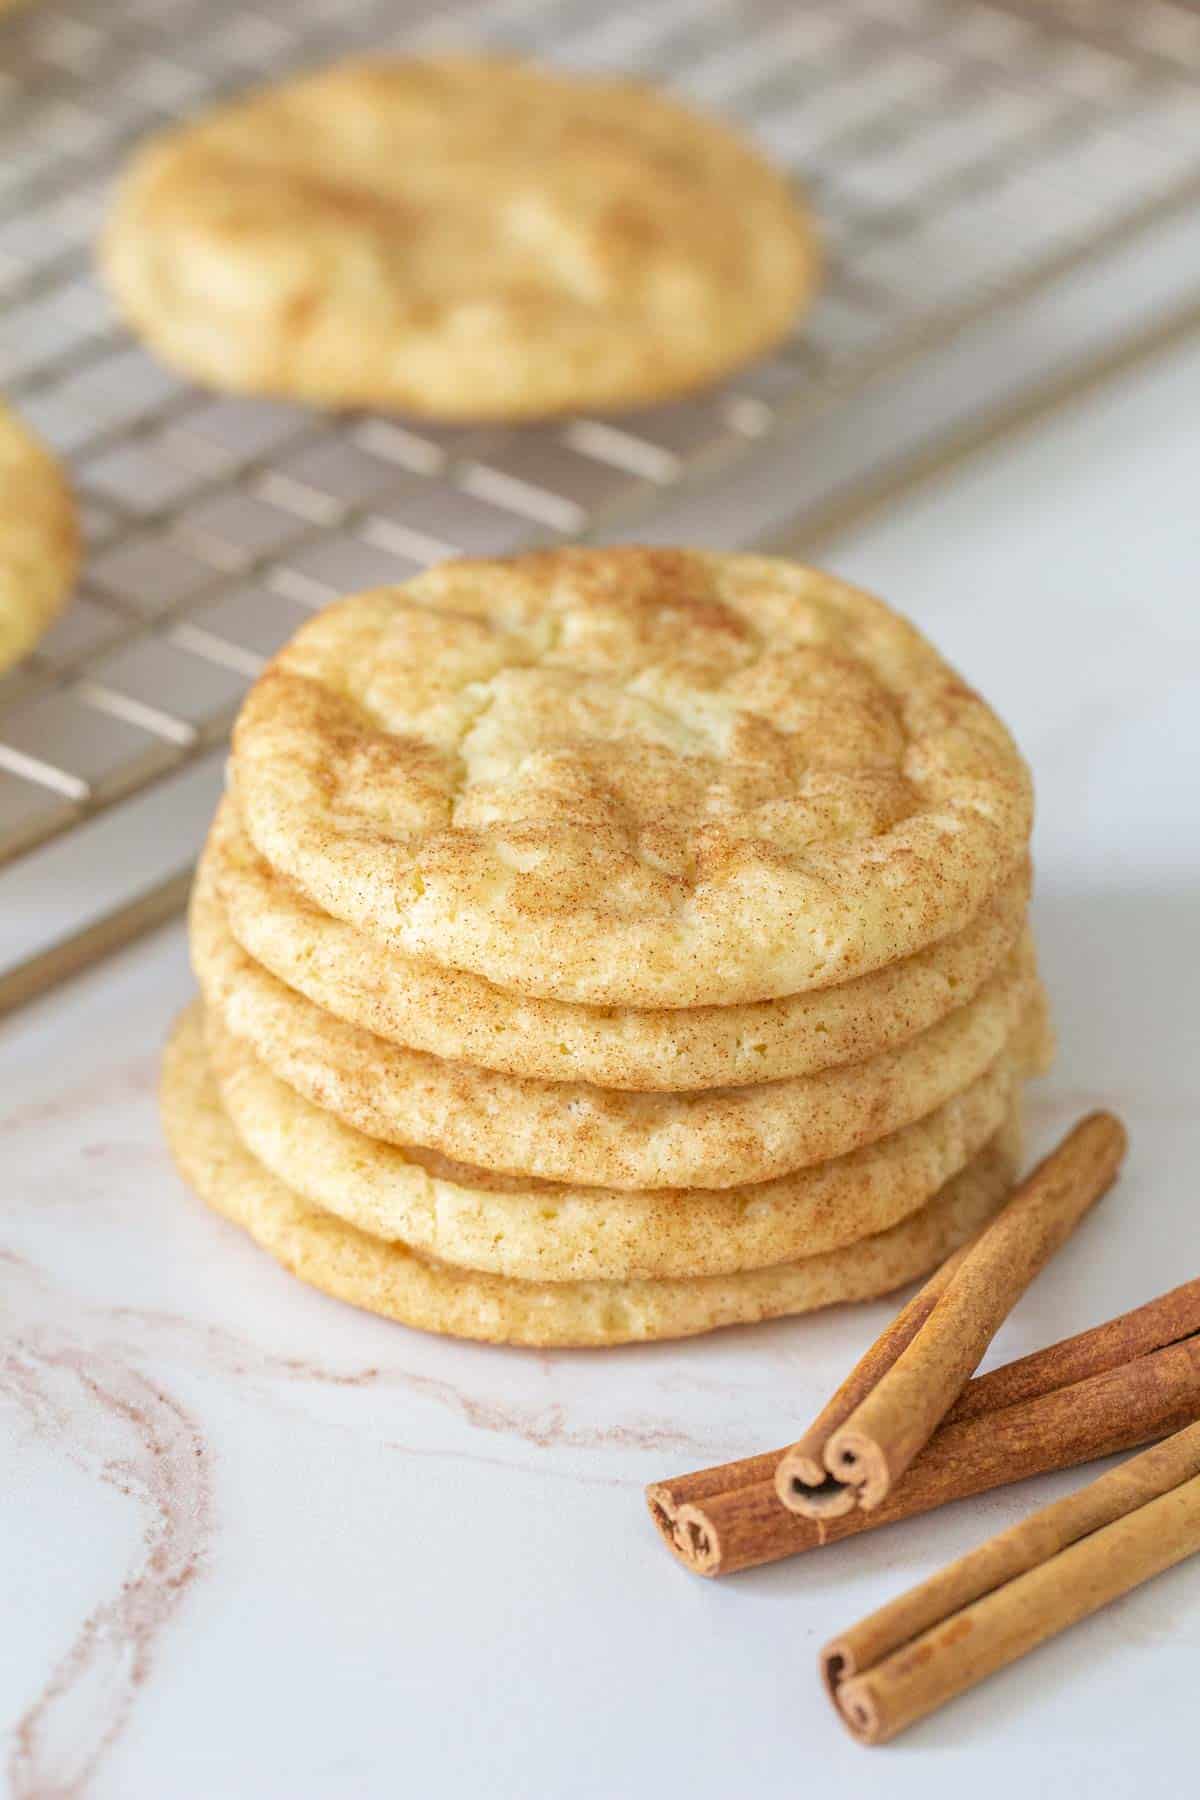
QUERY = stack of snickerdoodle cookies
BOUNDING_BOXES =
[163,548,1050,1346]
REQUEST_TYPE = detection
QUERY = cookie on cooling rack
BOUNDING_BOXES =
[0,402,78,676]
[102,55,817,420]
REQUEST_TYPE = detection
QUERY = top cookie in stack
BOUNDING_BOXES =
[163,549,1049,1347]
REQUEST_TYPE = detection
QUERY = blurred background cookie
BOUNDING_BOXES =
[102,55,816,421]
[0,402,78,676]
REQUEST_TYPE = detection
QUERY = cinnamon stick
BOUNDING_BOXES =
[647,1288,1200,1577]
[951,1274,1200,1422]
[823,1420,1200,1744]
[777,1113,1126,1517]
[766,1247,971,1523]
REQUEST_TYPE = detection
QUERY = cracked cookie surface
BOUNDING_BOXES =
[103,55,816,419]
[232,549,1033,1007]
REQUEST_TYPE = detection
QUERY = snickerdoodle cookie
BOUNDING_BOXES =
[103,56,816,419]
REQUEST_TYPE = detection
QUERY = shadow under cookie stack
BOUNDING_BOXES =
[163,548,1051,1348]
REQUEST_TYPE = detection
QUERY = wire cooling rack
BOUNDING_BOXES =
[1,0,1199,1006]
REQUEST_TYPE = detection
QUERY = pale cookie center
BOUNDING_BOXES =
[330,586,917,895]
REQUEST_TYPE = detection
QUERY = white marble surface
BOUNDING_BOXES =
[4,338,1200,1800]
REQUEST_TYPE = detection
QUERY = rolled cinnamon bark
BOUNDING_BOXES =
[777,1113,1127,1517]
[647,1327,1200,1577]
[951,1274,1200,1422]
[765,1250,969,1522]
[824,1421,1200,1744]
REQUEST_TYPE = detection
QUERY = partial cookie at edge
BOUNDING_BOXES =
[0,403,78,674]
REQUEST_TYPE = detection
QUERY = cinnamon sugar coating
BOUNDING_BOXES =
[103,56,816,419]
[232,550,1033,1007]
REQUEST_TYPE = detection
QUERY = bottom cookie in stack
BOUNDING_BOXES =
[163,1006,1025,1349]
